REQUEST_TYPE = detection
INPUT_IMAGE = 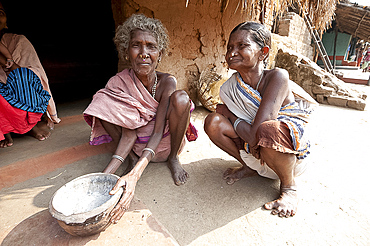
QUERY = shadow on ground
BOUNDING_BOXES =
[135,158,279,245]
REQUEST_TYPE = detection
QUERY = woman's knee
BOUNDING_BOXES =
[169,90,190,111]
[121,127,136,139]
[204,113,224,136]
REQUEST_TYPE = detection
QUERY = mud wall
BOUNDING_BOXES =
[110,1,317,104]
[111,0,267,99]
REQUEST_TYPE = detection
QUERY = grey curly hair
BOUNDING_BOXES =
[114,14,169,60]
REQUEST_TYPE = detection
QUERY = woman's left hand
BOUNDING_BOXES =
[5,59,14,69]
[108,173,138,224]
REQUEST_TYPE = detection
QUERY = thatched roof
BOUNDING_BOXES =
[335,1,370,41]
[218,0,337,32]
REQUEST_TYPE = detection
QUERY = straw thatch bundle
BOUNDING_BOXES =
[335,2,370,41]
[195,64,223,111]
[205,0,337,32]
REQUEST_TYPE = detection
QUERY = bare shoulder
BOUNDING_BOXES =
[157,71,177,89]
[265,67,289,84]
[156,72,177,98]
[157,71,177,83]
[259,68,291,98]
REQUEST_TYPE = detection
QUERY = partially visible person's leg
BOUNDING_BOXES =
[166,90,191,185]
[27,125,51,141]
[204,112,257,185]
[101,120,137,174]
[0,133,13,148]
[260,147,298,217]
[254,120,300,217]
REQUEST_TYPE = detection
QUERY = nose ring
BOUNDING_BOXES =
[139,54,150,59]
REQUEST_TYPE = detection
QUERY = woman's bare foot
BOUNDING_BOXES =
[42,113,61,130]
[168,156,189,186]
[223,165,257,185]
[0,133,14,148]
[28,125,51,141]
[264,186,298,217]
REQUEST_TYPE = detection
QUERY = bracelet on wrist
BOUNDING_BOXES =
[143,147,155,158]
[233,118,244,132]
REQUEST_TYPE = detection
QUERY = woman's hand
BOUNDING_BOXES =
[216,104,235,120]
[5,59,14,69]
[108,173,138,224]
[249,143,267,166]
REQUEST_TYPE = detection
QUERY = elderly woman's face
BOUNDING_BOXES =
[128,29,161,77]
[0,5,7,31]
[226,30,262,71]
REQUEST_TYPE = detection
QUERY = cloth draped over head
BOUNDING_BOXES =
[220,72,317,160]
[0,33,59,121]
[84,69,181,162]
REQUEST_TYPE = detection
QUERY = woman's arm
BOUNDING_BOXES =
[233,69,292,147]
[145,73,177,152]
[108,73,177,223]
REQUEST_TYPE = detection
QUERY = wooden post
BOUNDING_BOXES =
[332,26,338,69]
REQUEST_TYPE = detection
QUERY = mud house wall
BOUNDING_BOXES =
[111,0,267,99]
[111,1,314,101]
[269,12,314,69]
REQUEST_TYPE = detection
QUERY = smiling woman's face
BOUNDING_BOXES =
[128,29,161,78]
[225,29,262,72]
[0,4,7,32]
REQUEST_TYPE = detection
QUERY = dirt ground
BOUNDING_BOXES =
[0,82,369,245]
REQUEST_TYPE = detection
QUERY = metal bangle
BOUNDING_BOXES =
[143,147,155,158]
[233,118,244,132]
[112,154,124,163]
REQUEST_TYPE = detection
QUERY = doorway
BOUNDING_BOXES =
[2,0,118,102]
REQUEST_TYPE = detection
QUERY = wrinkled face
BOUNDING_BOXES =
[0,5,7,31]
[127,29,161,77]
[225,30,262,71]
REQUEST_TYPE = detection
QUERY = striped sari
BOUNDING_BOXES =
[220,72,316,159]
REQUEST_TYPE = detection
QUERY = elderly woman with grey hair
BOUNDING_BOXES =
[84,14,197,223]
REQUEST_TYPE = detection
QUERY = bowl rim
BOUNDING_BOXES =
[49,173,123,224]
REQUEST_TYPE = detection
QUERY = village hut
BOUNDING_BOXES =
[110,0,342,110]
[317,1,370,68]
[335,0,370,42]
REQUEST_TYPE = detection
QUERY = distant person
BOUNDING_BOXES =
[356,45,364,67]
[84,14,197,224]
[0,3,60,147]
[204,22,317,217]
[362,47,370,72]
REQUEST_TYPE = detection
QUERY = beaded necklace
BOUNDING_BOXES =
[151,73,158,98]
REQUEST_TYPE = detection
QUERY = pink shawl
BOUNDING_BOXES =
[0,33,60,123]
[84,69,177,162]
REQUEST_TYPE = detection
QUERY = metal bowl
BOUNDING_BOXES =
[49,173,123,236]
